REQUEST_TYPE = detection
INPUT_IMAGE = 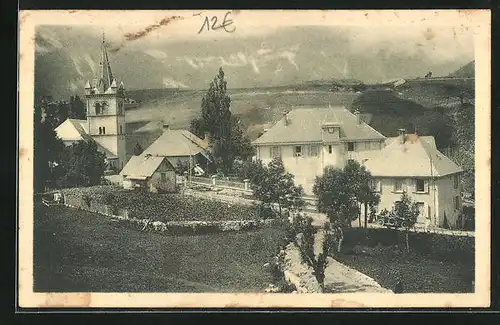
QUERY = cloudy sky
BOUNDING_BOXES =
[32,10,478,98]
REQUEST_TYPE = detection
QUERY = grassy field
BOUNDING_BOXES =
[335,244,474,293]
[125,87,359,140]
[33,204,286,292]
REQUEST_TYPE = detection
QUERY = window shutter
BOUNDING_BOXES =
[378,180,382,193]
[414,179,418,193]
[424,179,429,193]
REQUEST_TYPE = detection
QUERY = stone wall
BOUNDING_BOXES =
[281,243,323,293]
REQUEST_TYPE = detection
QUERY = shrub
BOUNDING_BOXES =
[82,194,92,208]
[257,203,276,220]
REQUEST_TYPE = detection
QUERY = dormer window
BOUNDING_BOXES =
[294,146,302,157]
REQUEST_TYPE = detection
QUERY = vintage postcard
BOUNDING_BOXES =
[18,10,491,308]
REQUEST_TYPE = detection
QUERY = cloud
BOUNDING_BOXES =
[162,77,189,88]
[257,48,273,56]
[279,50,299,70]
[35,44,51,54]
[37,29,64,49]
[249,57,260,74]
[69,54,84,77]
[144,49,168,59]
[83,53,97,75]
[180,56,217,69]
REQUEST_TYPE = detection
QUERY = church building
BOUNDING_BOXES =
[55,35,128,171]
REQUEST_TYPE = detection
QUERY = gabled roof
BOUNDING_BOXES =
[142,129,211,159]
[54,119,89,142]
[119,155,172,180]
[54,118,117,159]
[252,107,385,145]
[363,134,462,177]
[133,120,164,133]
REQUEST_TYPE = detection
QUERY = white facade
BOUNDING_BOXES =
[256,140,384,194]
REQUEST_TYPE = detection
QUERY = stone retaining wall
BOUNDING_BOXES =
[63,203,274,234]
[281,243,323,293]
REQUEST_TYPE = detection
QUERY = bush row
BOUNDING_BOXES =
[341,227,474,263]
[64,202,276,235]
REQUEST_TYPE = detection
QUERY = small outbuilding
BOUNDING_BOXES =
[120,154,177,193]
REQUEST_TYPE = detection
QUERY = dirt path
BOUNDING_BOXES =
[323,257,393,293]
[313,230,392,293]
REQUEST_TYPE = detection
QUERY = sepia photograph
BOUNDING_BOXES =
[18,10,491,308]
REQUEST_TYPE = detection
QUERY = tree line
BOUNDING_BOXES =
[34,95,106,193]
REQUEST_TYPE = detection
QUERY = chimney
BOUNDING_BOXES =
[283,111,290,126]
[354,109,361,124]
[398,128,406,144]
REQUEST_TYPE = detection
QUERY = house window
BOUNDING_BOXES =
[394,179,403,192]
[415,179,426,192]
[120,125,123,135]
[416,202,425,216]
[370,179,381,193]
[270,146,281,159]
[160,172,166,182]
[308,145,319,157]
[454,196,460,210]
[102,127,106,135]
[347,142,355,152]
[98,127,102,135]
[95,102,101,115]
[328,145,333,154]
[294,146,302,157]
[454,174,459,189]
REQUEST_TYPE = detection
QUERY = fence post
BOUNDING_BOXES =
[243,179,250,191]
[211,175,217,187]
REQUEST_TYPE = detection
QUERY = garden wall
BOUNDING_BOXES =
[341,227,474,263]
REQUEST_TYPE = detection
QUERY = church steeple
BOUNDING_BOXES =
[97,32,115,93]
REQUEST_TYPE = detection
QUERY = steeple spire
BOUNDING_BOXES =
[97,31,114,93]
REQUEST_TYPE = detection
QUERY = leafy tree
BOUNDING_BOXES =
[59,140,106,188]
[69,95,86,120]
[233,159,266,184]
[343,160,380,228]
[192,67,254,174]
[393,191,420,252]
[251,157,305,216]
[449,102,475,194]
[313,160,379,252]
[34,104,64,192]
[189,118,205,140]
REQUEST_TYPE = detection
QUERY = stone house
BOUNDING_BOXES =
[120,154,177,193]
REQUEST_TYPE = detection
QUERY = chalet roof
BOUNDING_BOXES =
[132,120,164,133]
[119,155,172,180]
[54,119,89,141]
[252,107,385,145]
[142,129,211,160]
[362,134,462,178]
[54,118,117,159]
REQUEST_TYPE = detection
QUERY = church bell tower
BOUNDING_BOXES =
[84,33,127,171]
